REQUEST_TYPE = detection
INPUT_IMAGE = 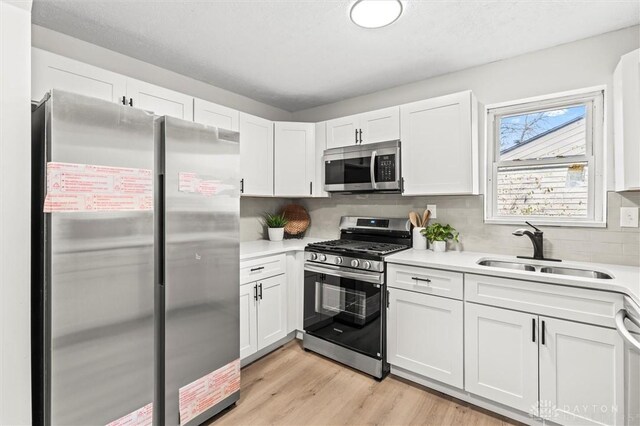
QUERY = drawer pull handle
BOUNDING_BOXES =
[412,277,431,284]
[250,266,265,272]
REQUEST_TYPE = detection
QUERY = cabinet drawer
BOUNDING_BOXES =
[465,274,624,328]
[387,264,463,300]
[240,254,285,285]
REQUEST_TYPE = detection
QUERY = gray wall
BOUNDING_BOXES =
[1,1,32,424]
[293,25,640,192]
[32,25,293,122]
[266,26,640,267]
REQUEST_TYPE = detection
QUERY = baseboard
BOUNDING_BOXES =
[240,332,296,367]
[390,366,551,426]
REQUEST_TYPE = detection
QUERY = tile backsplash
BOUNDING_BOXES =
[241,192,640,267]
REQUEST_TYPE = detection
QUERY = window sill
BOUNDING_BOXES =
[484,218,606,228]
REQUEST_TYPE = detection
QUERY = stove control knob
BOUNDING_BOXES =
[335,257,343,265]
[309,253,318,261]
[363,261,371,270]
[351,259,360,268]
[319,254,327,262]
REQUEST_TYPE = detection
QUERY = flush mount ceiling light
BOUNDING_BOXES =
[350,0,403,29]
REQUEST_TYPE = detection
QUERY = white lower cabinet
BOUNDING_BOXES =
[239,274,287,360]
[539,317,624,426]
[387,288,463,388]
[239,283,258,359]
[626,333,640,426]
[464,302,539,415]
[465,301,626,425]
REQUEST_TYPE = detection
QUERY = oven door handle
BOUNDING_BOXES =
[370,150,377,190]
[304,263,382,285]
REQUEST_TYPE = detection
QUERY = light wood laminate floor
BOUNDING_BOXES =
[208,340,520,426]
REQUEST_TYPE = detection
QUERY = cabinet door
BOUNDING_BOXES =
[257,274,287,350]
[387,288,463,388]
[614,49,640,191]
[193,98,239,131]
[539,317,624,426]
[465,303,538,415]
[313,122,329,198]
[274,122,315,197]
[400,91,478,195]
[32,48,127,103]
[626,333,640,426]
[359,106,400,145]
[326,115,359,149]
[126,78,194,120]
[239,113,274,196]
[239,283,258,359]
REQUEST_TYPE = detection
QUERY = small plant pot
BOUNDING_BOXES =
[432,240,447,252]
[268,227,284,242]
[412,227,427,250]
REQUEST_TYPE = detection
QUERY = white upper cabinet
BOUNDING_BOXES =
[539,317,624,426]
[32,48,195,121]
[326,106,400,149]
[359,106,401,144]
[274,122,315,197]
[464,302,539,415]
[126,78,193,120]
[239,112,274,196]
[401,91,479,196]
[313,122,329,198]
[32,48,127,103]
[326,115,360,148]
[193,98,239,131]
[614,48,640,191]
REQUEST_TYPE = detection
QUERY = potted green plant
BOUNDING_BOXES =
[421,223,459,252]
[263,212,288,242]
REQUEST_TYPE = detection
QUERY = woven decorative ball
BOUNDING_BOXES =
[280,204,310,238]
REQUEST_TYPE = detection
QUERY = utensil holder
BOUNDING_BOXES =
[412,227,427,250]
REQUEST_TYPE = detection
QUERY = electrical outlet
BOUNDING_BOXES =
[427,204,437,219]
[620,207,639,228]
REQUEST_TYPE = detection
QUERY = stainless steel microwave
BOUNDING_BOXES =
[323,140,401,193]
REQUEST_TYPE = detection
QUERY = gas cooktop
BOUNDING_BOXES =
[306,239,409,256]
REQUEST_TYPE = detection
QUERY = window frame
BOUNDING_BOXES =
[484,87,606,227]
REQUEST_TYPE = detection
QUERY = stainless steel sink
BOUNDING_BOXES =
[477,260,536,272]
[540,266,613,279]
[477,259,613,279]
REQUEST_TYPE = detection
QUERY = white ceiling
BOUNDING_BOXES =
[32,0,639,112]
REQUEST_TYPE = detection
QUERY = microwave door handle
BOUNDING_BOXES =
[370,150,377,190]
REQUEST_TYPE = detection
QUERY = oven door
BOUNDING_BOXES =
[323,143,400,193]
[303,262,383,358]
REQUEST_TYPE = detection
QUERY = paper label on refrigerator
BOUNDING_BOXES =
[178,359,240,425]
[178,172,219,197]
[105,402,153,426]
[43,162,153,212]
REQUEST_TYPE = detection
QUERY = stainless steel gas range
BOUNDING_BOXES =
[302,216,411,379]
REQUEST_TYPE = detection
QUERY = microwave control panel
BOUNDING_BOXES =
[376,154,396,182]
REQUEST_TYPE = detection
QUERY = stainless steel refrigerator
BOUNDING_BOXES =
[32,90,240,426]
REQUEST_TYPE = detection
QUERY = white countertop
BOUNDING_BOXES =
[386,249,640,308]
[240,237,324,260]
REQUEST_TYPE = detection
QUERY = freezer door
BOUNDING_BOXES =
[162,117,240,425]
[42,90,156,425]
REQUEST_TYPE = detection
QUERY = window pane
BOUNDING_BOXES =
[499,105,587,161]
[496,163,588,217]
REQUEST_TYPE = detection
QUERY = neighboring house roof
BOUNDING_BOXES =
[501,116,586,160]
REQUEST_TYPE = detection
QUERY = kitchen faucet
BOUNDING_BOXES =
[512,222,561,262]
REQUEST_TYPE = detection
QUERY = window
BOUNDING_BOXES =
[485,88,605,226]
